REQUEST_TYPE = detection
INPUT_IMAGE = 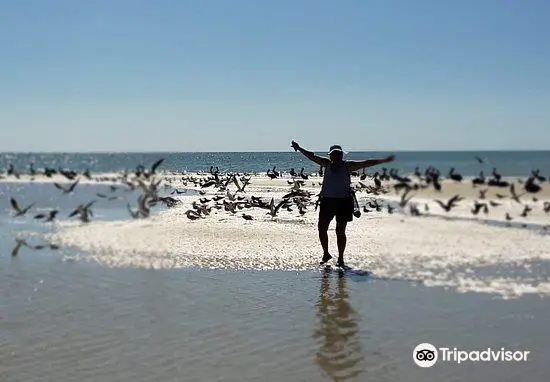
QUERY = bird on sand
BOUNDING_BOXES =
[266,197,288,218]
[520,205,532,218]
[505,213,513,226]
[185,209,202,220]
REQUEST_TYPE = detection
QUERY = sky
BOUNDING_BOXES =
[0,0,549,152]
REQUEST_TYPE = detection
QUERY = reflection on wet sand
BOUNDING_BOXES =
[313,273,364,381]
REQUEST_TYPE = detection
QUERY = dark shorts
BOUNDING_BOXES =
[319,197,353,224]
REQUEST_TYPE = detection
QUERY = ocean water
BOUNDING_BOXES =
[1,152,550,381]
[1,150,550,177]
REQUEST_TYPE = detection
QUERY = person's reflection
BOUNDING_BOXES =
[313,273,363,381]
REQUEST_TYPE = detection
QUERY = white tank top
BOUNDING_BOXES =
[320,161,351,198]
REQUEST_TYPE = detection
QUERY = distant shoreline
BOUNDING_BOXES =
[1,149,549,154]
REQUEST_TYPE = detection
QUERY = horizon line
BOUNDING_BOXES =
[0,149,549,154]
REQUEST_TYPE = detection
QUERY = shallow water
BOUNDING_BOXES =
[1,260,549,382]
[1,179,550,381]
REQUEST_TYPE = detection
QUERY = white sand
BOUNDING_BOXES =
[23,171,547,299]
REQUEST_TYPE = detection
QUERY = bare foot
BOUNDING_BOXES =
[320,253,332,265]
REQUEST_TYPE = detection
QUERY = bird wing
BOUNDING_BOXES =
[68,179,80,191]
[84,200,96,209]
[232,176,243,192]
[516,192,527,200]
[53,183,68,192]
[434,200,447,210]
[399,189,415,206]
[68,205,82,217]
[21,203,35,213]
[152,179,162,189]
[10,198,20,212]
[150,158,164,173]
[448,194,462,204]
[399,189,410,204]
[282,191,297,199]
[12,239,27,257]
[212,172,221,186]
[274,200,287,214]
[472,202,483,213]
[221,174,232,188]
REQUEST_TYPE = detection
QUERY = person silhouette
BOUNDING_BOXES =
[291,141,395,266]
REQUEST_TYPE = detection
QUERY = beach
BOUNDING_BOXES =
[1,161,550,381]
[3,0,550,378]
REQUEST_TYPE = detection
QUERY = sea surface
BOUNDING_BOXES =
[1,151,549,381]
[1,150,550,177]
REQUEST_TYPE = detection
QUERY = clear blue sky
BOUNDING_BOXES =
[1,0,549,152]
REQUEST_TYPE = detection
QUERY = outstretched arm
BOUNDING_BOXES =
[346,155,395,172]
[291,141,329,167]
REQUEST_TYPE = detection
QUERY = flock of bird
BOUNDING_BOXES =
[381,164,549,226]
[255,162,549,226]
[2,156,549,257]
[3,159,179,256]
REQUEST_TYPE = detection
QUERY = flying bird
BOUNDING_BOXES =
[435,194,463,212]
[54,179,80,194]
[34,209,58,222]
[10,198,35,217]
[12,238,29,257]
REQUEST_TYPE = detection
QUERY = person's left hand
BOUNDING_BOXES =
[385,154,395,163]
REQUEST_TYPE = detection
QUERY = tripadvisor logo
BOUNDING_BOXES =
[413,343,530,367]
[413,343,438,367]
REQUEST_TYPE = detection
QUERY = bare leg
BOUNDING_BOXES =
[318,217,331,263]
[335,220,347,264]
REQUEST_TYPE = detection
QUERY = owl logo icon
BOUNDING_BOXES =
[413,343,438,367]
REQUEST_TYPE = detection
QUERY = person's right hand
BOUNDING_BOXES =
[291,141,300,151]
